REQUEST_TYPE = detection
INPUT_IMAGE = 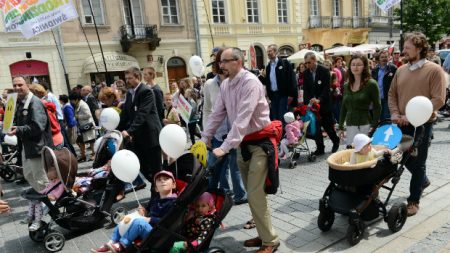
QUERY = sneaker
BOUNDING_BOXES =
[107,242,124,253]
[91,244,111,253]
[20,217,33,225]
[28,221,41,231]
[407,202,419,216]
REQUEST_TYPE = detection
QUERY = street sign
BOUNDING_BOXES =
[249,45,256,69]
[372,124,402,149]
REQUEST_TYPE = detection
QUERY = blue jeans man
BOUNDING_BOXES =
[208,137,247,203]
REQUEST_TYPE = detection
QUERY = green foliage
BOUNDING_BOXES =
[393,0,450,45]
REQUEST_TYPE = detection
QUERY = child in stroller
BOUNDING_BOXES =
[27,167,65,231]
[279,112,303,160]
[347,134,392,165]
[92,170,178,253]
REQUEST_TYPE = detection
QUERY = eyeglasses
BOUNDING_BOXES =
[219,58,238,64]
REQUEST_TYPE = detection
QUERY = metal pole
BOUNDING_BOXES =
[87,0,111,84]
[51,29,71,93]
[192,0,201,56]
[77,16,99,73]
[399,0,404,52]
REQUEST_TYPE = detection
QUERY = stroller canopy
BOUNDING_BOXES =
[41,146,78,191]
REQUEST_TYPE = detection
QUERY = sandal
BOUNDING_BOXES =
[243,219,256,229]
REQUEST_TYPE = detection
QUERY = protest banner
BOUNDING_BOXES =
[176,94,193,124]
[374,0,401,13]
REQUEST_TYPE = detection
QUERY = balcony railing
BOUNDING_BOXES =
[309,16,369,29]
[120,24,161,52]
[368,16,398,27]
[332,16,342,28]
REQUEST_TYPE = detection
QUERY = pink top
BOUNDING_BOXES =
[40,179,65,200]
[285,120,302,144]
[201,69,271,153]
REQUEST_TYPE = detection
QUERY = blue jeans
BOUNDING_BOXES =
[380,99,391,121]
[111,218,152,246]
[401,123,432,203]
[208,138,247,201]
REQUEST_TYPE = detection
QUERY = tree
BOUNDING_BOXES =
[394,0,450,46]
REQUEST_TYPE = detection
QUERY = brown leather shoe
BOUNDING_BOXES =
[407,202,419,216]
[243,237,262,247]
[256,244,279,253]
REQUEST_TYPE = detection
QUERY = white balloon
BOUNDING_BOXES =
[94,137,103,153]
[4,135,17,146]
[159,124,187,159]
[189,55,205,77]
[405,96,433,127]
[100,108,120,130]
[111,149,140,183]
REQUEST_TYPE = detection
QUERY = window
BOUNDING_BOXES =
[353,0,360,16]
[277,0,288,23]
[81,0,106,25]
[246,0,259,23]
[212,0,226,23]
[310,0,319,16]
[123,0,143,25]
[161,0,179,24]
[332,0,340,16]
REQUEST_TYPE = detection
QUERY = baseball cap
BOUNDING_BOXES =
[210,47,220,57]
[153,170,175,183]
[353,134,372,152]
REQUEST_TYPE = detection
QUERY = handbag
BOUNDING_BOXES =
[79,122,94,133]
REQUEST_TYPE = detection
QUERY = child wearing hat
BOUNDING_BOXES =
[169,192,217,253]
[92,171,178,253]
[279,112,303,160]
[349,134,391,165]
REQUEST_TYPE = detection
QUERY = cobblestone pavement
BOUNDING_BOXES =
[1,117,450,253]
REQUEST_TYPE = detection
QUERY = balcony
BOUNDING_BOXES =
[309,16,369,29]
[351,17,369,28]
[332,16,342,28]
[120,24,161,52]
[308,16,332,28]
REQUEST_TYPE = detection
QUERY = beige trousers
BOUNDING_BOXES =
[237,145,279,246]
[22,151,48,192]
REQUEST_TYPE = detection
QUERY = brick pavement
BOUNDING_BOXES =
[1,117,450,253]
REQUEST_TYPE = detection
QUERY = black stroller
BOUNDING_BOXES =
[121,152,233,253]
[0,141,22,182]
[317,124,419,245]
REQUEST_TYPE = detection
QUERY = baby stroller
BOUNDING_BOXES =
[122,152,233,253]
[0,141,22,182]
[317,123,419,246]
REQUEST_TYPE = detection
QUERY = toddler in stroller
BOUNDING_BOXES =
[279,112,303,160]
[347,134,392,165]
[317,123,416,246]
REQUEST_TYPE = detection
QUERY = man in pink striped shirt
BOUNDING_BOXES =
[201,47,280,253]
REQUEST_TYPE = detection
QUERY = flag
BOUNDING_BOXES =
[1,0,78,38]
[388,42,395,55]
[374,0,401,13]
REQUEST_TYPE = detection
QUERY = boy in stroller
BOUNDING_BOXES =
[347,134,391,165]
[92,170,178,253]
[170,192,217,253]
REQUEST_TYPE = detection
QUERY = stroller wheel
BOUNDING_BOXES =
[0,165,16,182]
[29,221,49,242]
[308,155,316,162]
[317,210,335,232]
[44,230,65,252]
[387,202,407,233]
[203,247,226,253]
[111,205,128,225]
[346,221,365,246]
[292,152,300,160]
[289,161,297,169]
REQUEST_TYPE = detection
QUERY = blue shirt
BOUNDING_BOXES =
[443,53,450,72]
[62,103,77,128]
[377,65,386,99]
[270,58,279,92]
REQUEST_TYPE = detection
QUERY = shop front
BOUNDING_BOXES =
[9,60,52,89]
[82,51,140,84]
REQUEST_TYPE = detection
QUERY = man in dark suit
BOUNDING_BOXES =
[260,44,297,122]
[81,85,99,125]
[371,50,397,121]
[119,67,162,182]
[303,52,340,155]
[143,67,165,125]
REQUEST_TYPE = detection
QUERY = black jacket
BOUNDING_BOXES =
[260,57,298,103]
[150,84,165,124]
[15,94,53,158]
[118,83,162,149]
[85,93,99,124]
[371,63,397,100]
[303,64,332,113]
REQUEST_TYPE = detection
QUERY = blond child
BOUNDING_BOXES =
[349,134,391,164]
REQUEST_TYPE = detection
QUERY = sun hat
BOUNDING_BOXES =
[283,112,295,124]
[353,134,372,152]
[153,170,175,183]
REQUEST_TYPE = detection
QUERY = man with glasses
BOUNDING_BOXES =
[371,50,397,121]
[259,44,297,122]
[143,67,164,124]
[303,52,340,155]
[202,47,280,253]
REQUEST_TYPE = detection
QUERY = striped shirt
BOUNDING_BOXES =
[201,69,271,153]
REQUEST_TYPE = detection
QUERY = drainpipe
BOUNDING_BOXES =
[192,0,201,56]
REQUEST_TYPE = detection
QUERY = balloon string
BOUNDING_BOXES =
[131,183,141,206]
[175,159,178,179]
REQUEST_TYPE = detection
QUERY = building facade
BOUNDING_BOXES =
[0,0,198,94]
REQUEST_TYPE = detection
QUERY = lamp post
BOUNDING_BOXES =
[399,0,404,52]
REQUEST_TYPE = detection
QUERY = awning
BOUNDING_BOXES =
[83,52,139,73]
[303,28,369,48]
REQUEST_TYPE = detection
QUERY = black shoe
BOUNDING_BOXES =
[332,142,339,153]
[313,150,325,156]
[234,199,248,205]
[15,178,27,185]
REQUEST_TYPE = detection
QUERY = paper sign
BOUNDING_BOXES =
[374,0,401,13]
[3,93,17,133]
[372,124,402,149]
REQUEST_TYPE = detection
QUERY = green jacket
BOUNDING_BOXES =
[339,79,381,130]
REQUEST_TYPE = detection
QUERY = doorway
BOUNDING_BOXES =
[167,57,187,92]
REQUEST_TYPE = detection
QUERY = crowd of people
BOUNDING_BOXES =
[0,31,449,253]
